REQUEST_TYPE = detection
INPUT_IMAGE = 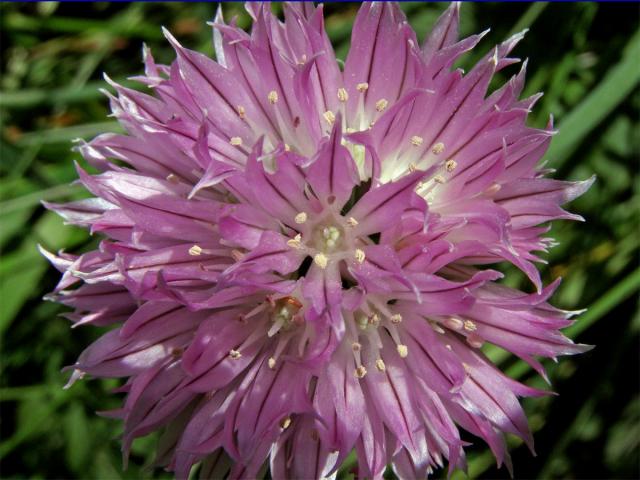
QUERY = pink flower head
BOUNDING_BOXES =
[43,3,594,478]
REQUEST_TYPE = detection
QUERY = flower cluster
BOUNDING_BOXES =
[43,3,593,478]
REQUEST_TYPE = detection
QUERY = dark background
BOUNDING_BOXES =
[1,2,638,479]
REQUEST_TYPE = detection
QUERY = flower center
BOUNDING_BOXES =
[268,296,303,336]
[315,224,344,252]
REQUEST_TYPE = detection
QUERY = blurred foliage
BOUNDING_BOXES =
[0,2,638,479]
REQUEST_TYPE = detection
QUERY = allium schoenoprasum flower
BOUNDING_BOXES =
[42,2,595,478]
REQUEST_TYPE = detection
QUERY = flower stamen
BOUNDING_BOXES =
[356,313,368,330]
[294,212,308,224]
[432,142,445,155]
[375,98,388,112]
[444,316,464,330]
[430,320,445,334]
[463,320,477,332]
[321,226,341,249]
[433,175,446,184]
[410,135,423,146]
[313,253,328,269]
[280,417,292,429]
[323,110,336,126]
[467,333,485,349]
[287,234,303,249]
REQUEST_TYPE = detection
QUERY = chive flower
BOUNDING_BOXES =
[43,3,593,478]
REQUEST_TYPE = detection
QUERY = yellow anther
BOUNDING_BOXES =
[284,143,291,152]
[433,175,446,184]
[430,321,445,334]
[356,82,369,92]
[314,253,328,269]
[354,249,366,264]
[390,313,402,324]
[375,98,388,112]
[445,159,458,172]
[397,344,409,358]
[346,217,358,227]
[237,105,246,119]
[280,417,292,429]
[490,49,499,66]
[268,90,279,104]
[355,365,367,378]
[287,234,303,249]
[323,110,336,125]
[166,173,179,183]
[432,142,445,155]
[294,212,308,224]
[230,136,243,146]
[268,357,276,369]
[337,88,349,102]
[486,183,502,195]
[410,135,423,146]
[463,320,477,332]
[188,245,202,256]
[229,349,242,359]
[375,358,386,372]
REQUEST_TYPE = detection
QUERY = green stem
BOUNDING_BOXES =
[508,2,549,38]
[546,29,640,166]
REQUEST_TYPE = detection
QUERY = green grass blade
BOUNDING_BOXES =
[2,11,162,40]
[546,29,640,166]
[14,121,122,146]
[564,266,640,338]
[508,2,549,37]
[0,183,83,215]
[0,79,140,109]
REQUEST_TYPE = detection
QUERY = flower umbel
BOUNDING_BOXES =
[43,3,594,478]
